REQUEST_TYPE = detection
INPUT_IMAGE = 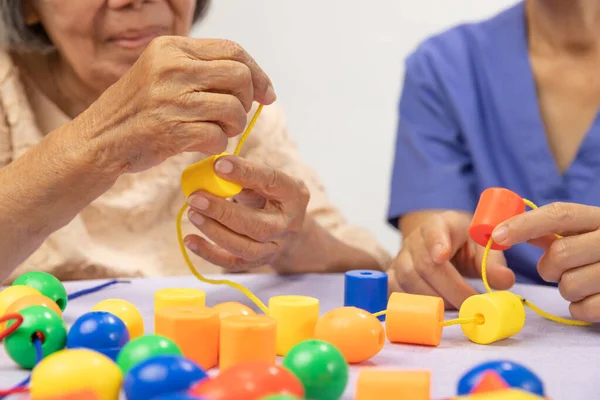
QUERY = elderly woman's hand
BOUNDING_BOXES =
[491,202,600,322]
[76,36,275,175]
[183,155,310,272]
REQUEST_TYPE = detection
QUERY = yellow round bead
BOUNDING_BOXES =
[268,295,320,356]
[0,285,41,317]
[181,152,242,198]
[30,348,122,400]
[458,291,525,345]
[92,299,145,339]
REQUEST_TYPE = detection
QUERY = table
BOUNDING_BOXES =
[1,274,599,399]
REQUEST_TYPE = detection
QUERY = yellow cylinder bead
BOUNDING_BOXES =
[92,299,145,339]
[30,348,122,400]
[0,285,41,317]
[154,288,206,313]
[458,291,526,345]
[268,295,319,356]
[181,153,242,198]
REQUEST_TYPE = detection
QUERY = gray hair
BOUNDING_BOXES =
[0,0,211,53]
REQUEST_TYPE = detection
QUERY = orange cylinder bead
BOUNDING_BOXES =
[469,188,526,250]
[3,294,62,330]
[212,302,256,320]
[219,315,276,371]
[385,292,444,347]
[356,369,430,400]
[314,307,384,364]
[154,305,220,370]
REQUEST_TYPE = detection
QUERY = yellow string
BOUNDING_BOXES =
[176,105,268,314]
[480,197,590,326]
[371,310,483,327]
[372,310,386,318]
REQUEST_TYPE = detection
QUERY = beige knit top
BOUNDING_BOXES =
[0,51,390,283]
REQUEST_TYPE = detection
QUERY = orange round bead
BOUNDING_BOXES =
[314,307,384,364]
[3,294,63,330]
[212,302,256,320]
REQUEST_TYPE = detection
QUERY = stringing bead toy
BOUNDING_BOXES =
[4,293,62,320]
[181,152,242,199]
[457,360,544,396]
[212,301,256,319]
[30,348,122,400]
[12,271,68,311]
[344,270,388,321]
[451,389,547,399]
[385,292,444,347]
[219,315,277,371]
[116,334,183,375]
[92,299,145,339]
[268,295,319,356]
[260,396,302,400]
[468,187,526,250]
[282,339,349,400]
[154,394,207,400]
[189,360,304,400]
[469,370,509,394]
[154,288,207,313]
[66,311,130,361]
[5,305,66,369]
[30,389,102,399]
[154,305,220,370]
[458,291,525,345]
[123,354,207,400]
[355,369,430,400]
[0,285,41,318]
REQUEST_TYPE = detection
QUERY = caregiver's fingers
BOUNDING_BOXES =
[492,202,600,246]
[538,230,600,283]
[420,211,472,264]
[470,247,515,290]
[569,293,600,323]
[558,263,600,303]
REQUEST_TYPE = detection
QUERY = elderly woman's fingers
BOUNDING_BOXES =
[183,92,249,138]
[234,189,267,209]
[188,192,285,242]
[537,230,600,283]
[492,202,600,246]
[172,121,228,155]
[183,234,268,272]
[174,37,276,105]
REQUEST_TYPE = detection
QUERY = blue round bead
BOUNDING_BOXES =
[344,270,388,321]
[457,360,544,396]
[67,311,130,361]
[153,393,206,400]
[123,355,208,400]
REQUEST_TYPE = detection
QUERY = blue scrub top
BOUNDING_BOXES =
[388,1,600,285]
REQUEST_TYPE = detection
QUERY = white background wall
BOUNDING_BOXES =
[192,0,519,256]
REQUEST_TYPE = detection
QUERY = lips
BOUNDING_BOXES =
[107,26,167,49]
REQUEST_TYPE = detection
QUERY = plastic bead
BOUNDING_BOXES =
[260,396,303,400]
[92,299,145,339]
[470,370,509,393]
[29,389,102,399]
[12,271,68,311]
[314,306,384,364]
[355,369,430,400]
[67,311,130,361]
[212,302,256,319]
[5,305,67,369]
[453,389,547,399]
[385,292,444,347]
[4,294,62,324]
[181,152,242,198]
[123,355,208,400]
[30,348,122,400]
[153,394,208,400]
[190,360,304,400]
[344,270,388,321]
[0,285,41,318]
[458,291,526,345]
[282,339,348,400]
[469,188,526,250]
[458,360,544,396]
[219,315,277,371]
[154,288,206,314]
[117,334,183,374]
[268,295,319,356]
[154,305,219,370]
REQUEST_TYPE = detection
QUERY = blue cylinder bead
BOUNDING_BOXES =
[344,270,388,321]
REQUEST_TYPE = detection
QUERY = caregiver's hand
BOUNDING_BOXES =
[491,202,600,322]
[392,211,515,309]
[183,155,310,272]
[76,36,275,175]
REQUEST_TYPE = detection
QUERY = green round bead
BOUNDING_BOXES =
[5,305,67,369]
[116,334,183,374]
[282,339,348,400]
[13,272,68,311]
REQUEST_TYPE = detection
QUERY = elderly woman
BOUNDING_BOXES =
[0,0,389,284]
[387,0,600,321]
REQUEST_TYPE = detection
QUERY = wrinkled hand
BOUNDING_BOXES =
[81,36,275,175]
[183,155,310,272]
[491,202,600,322]
[391,211,516,309]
